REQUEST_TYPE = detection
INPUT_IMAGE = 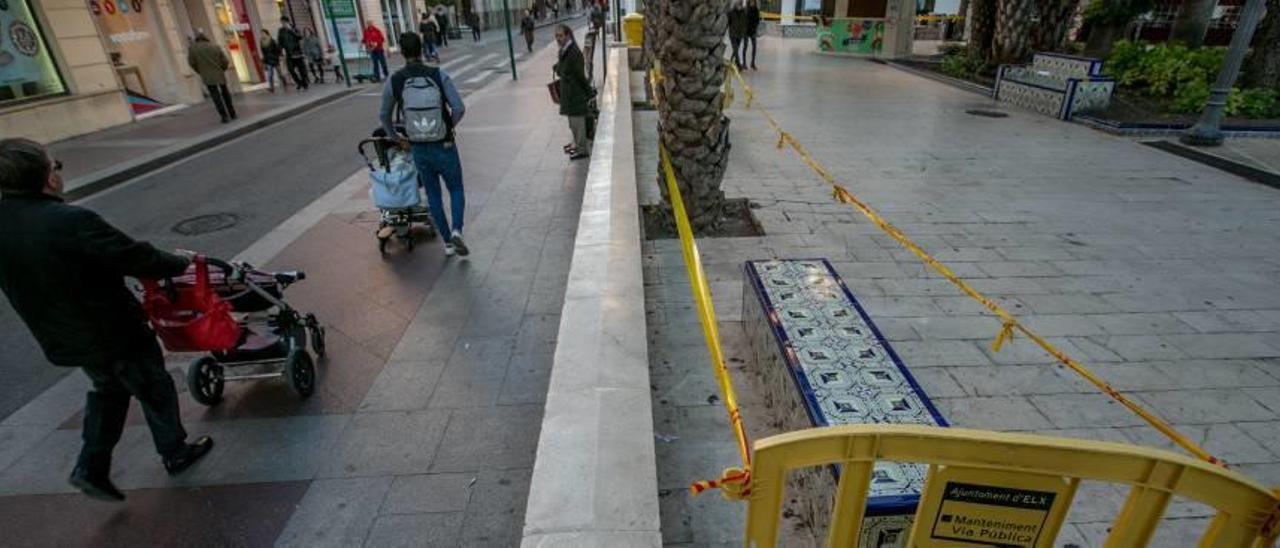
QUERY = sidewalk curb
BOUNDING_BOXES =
[875,58,995,97]
[65,87,361,202]
[1144,140,1280,191]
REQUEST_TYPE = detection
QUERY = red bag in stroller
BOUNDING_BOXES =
[141,256,242,352]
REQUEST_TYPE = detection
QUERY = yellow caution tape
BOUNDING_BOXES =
[723,62,1226,467]
[657,143,754,497]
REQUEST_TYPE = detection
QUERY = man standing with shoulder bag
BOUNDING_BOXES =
[379,33,471,258]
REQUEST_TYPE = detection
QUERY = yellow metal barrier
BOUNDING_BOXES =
[746,425,1280,547]
[722,60,1226,468]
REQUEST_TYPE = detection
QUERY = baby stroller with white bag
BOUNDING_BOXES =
[360,129,437,254]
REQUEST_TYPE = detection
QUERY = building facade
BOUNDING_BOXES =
[1,0,284,142]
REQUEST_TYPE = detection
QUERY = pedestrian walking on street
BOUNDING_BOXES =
[590,3,605,31]
[419,12,440,61]
[727,1,748,69]
[279,17,310,90]
[302,28,326,83]
[745,0,761,70]
[259,30,286,92]
[467,11,482,41]
[0,139,215,503]
[363,22,389,81]
[554,24,591,160]
[521,10,536,52]
[187,33,237,123]
[436,6,450,47]
[379,32,471,257]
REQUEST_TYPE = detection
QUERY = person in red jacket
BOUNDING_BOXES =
[362,22,388,81]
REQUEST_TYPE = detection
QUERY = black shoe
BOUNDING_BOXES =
[221,117,230,124]
[69,467,125,502]
[570,151,590,160]
[230,112,238,120]
[163,436,214,476]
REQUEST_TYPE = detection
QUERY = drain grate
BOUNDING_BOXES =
[172,213,239,235]
[965,109,1009,118]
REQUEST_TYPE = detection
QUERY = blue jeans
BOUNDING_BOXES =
[265,64,282,91]
[411,141,465,237]
[370,49,388,80]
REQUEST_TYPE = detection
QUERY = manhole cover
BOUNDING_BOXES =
[173,213,238,235]
[965,109,1009,118]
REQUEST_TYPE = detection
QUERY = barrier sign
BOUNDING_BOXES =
[911,468,1073,547]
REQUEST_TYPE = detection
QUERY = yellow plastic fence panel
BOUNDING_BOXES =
[745,425,1280,548]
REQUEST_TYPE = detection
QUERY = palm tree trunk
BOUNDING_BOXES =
[993,0,1034,63]
[651,0,732,232]
[968,0,996,61]
[1170,0,1215,47]
[1083,20,1124,57]
[1033,0,1079,52]
[1243,0,1280,87]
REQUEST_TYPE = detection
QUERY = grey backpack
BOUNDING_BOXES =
[394,66,449,142]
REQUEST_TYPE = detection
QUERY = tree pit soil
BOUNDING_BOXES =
[642,198,765,240]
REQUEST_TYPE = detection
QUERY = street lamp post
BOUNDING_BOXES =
[322,0,352,86]
[503,0,518,80]
[1181,0,1266,146]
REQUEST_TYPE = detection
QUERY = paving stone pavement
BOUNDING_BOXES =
[642,38,1280,546]
[0,40,587,546]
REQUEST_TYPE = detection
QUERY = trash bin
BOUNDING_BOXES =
[623,13,643,47]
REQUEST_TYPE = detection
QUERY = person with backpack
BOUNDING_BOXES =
[554,24,591,160]
[419,12,440,62]
[379,32,470,257]
[520,10,536,52]
[259,30,286,92]
[278,17,309,90]
[187,32,236,123]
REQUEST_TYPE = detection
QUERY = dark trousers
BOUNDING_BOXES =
[77,341,187,475]
[472,26,481,41]
[730,37,743,67]
[440,26,449,46]
[286,55,310,88]
[369,49,389,81]
[206,84,236,121]
[743,35,757,68]
[524,31,534,52]
[309,58,325,82]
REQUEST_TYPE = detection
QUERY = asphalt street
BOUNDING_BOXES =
[0,19,585,420]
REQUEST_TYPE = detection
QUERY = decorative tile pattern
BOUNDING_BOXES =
[1032,53,1100,79]
[743,259,947,544]
[996,80,1067,118]
[1072,81,1117,115]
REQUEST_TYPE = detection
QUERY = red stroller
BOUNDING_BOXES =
[141,256,326,405]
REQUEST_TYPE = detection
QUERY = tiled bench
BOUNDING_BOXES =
[743,259,948,547]
[996,52,1115,120]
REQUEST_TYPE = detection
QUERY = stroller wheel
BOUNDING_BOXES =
[187,357,224,406]
[286,349,316,398]
[306,313,327,358]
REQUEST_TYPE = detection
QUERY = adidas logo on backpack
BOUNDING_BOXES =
[394,66,449,143]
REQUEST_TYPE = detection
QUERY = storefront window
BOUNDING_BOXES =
[0,0,68,105]
[380,0,413,49]
[213,0,261,84]
[90,0,185,113]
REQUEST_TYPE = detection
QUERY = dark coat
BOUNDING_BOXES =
[521,15,536,34]
[0,193,190,367]
[728,6,748,40]
[187,39,230,86]
[554,42,591,116]
[746,6,762,37]
[420,20,439,43]
[261,39,282,66]
[278,26,304,57]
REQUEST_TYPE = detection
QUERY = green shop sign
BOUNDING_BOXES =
[323,0,356,18]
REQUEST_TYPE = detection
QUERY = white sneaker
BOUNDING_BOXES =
[444,242,456,257]
[450,232,470,256]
